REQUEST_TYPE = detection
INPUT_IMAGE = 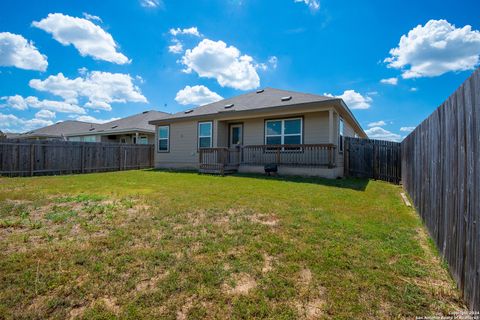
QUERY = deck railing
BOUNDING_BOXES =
[198,147,241,174]
[199,144,336,174]
[242,144,336,168]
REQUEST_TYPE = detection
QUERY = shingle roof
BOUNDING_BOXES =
[20,120,95,138]
[19,110,170,138]
[83,110,169,135]
[155,88,337,121]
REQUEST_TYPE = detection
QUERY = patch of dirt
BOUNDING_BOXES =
[295,298,325,320]
[249,214,279,226]
[299,268,312,287]
[99,296,120,314]
[224,273,257,295]
[135,271,169,292]
[68,306,86,319]
[262,254,275,273]
[176,296,195,320]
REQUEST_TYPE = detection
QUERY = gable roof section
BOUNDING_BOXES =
[154,88,336,121]
[149,87,366,137]
[19,110,171,138]
[20,120,95,138]
[80,110,169,135]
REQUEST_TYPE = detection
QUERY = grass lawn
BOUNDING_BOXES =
[0,170,464,319]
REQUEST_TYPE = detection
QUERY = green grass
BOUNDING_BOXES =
[0,170,464,319]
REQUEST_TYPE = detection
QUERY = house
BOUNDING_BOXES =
[18,110,169,144]
[149,88,367,178]
[66,110,169,144]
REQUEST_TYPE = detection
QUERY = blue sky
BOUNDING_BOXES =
[0,0,479,140]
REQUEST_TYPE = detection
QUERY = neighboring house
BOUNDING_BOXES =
[149,88,367,178]
[18,110,169,144]
[66,111,169,144]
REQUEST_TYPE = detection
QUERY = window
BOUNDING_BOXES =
[339,118,344,152]
[158,126,169,152]
[68,136,81,142]
[198,122,212,148]
[265,118,302,145]
[138,136,148,144]
[83,135,97,143]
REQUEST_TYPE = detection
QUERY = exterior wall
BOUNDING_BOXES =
[224,110,330,146]
[154,120,203,168]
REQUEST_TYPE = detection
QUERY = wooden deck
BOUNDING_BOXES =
[199,144,336,175]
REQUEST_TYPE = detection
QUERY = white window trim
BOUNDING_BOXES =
[339,117,344,152]
[158,126,169,152]
[265,118,303,145]
[198,121,213,149]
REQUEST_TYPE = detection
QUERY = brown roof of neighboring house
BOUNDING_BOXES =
[19,120,96,138]
[81,110,169,136]
[19,110,171,138]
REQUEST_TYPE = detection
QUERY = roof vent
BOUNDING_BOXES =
[111,125,118,129]
[142,111,149,114]
[256,89,264,94]
[89,128,95,131]
[281,96,292,101]
[224,103,234,109]
[184,109,193,114]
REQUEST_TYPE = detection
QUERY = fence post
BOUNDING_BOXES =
[30,144,35,176]
[344,139,348,177]
[276,147,280,164]
[150,145,154,168]
[81,144,85,173]
[119,145,123,171]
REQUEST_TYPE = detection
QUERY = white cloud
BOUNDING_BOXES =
[182,39,260,90]
[32,13,130,64]
[385,19,480,78]
[169,27,201,37]
[268,56,278,69]
[0,112,54,132]
[400,126,415,132]
[35,109,56,120]
[380,77,398,85]
[29,71,147,111]
[294,0,320,10]
[82,12,102,23]
[365,127,402,142]
[0,95,28,110]
[0,32,48,71]
[75,115,120,124]
[368,120,386,127]
[140,0,162,8]
[410,87,418,92]
[1,95,86,114]
[175,85,223,106]
[324,90,373,109]
[168,39,183,54]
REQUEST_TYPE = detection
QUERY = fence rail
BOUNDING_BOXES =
[401,67,480,310]
[344,137,401,184]
[0,139,154,177]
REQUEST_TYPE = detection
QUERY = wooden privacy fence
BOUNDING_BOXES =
[0,139,154,177]
[402,68,480,310]
[344,137,401,184]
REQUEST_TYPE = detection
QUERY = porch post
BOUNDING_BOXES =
[328,108,334,144]
[135,132,139,144]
